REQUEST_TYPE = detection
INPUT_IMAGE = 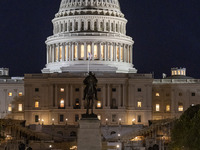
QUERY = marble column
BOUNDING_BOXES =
[62,44,65,61]
[72,43,74,61]
[66,44,69,61]
[107,84,111,108]
[92,43,94,60]
[52,44,55,62]
[84,42,87,60]
[55,85,58,108]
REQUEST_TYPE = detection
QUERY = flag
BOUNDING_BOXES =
[88,52,93,60]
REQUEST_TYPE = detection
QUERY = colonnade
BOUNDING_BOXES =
[47,42,133,64]
[60,0,120,10]
[54,84,126,109]
[53,17,126,34]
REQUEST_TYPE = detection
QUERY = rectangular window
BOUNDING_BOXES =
[87,45,91,59]
[74,45,78,59]
[120,47,123,60]
[81,44,84,58]
[35,101,39,108]
[137,102,142,108]
[156,104,160,112]
[8,92,12,97]
[75,114,79,122]
[138,115,141,123]
[166,105,170,112]
[97,101,101,108]
[60,88,65,92]
[101,45,104,58]
[97,88,101,92]
[35,88,39,92]
[191,93,196,96]
[94,45,98,58]
[60,114,64,122]
[112,88,116,92]
[18,92,23,96]
[75,88,79,92]
[112,114,117,122]
[137,88,142,92]
[156,93,160,97]
[18,104,23,111]
[60,99,65,108]
[35,115,39,122]
[178,105,183,112]
[8,104,12,112]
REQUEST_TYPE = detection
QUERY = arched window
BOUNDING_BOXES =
[81,21,84,31]
[35,101,39,108]
[88,21,91,30]
[70,131,77,137]
[94,22,97,31]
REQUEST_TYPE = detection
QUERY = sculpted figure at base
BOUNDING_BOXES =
[83,72,98,118]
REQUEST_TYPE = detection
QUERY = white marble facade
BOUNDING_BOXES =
[42,0,137,73]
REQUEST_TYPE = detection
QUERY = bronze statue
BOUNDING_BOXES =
[83,72,98,118]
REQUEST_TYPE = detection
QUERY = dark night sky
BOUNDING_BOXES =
[0,0,200,78]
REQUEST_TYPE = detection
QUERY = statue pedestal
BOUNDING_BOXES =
[78,118,102,150]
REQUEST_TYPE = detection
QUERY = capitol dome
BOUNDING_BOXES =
[42,0,137,73]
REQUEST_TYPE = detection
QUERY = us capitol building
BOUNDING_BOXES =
[1,0,200,149]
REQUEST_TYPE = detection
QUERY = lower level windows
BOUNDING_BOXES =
[18,104,23,111]
[8,104,12,112]
[35,115,39,122]
[156,104,160,112]
[138,115,141,123]
[75,114,79,122]
[60,114,64,122]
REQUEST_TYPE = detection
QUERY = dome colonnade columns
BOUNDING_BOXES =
[42,0,137,73]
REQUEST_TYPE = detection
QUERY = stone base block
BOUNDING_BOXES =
[78,118,102,150]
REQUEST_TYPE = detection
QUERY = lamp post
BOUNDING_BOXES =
[52,118,54,125]
[132,118,135,125]
[118,118,121,125]
[66,118,68,125]
[106,118,108,125]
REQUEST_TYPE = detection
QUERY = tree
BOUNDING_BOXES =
[170,104,200,150]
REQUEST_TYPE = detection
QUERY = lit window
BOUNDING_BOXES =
[94,45,98,58]
[81,44,84,58]
[18,92,23,96]
[178,105,183,112]
[97,101,101,108]
[87,45,91,58]
[59,46,62,60]
[60,99,65,108]
[18,104,23,111]
[8,92,12,97]
[97,115,101,120]
[166,105,170,112]
[156,104,160,111]
[8,104,12,112]
[74,45,78,59]
[101,45,104,58]
[137,102,142,108]
[156,93,160,97]
[178,70,181,75]
[60,88,64,92]
[35,101,39,108]
[75,99,79,106]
